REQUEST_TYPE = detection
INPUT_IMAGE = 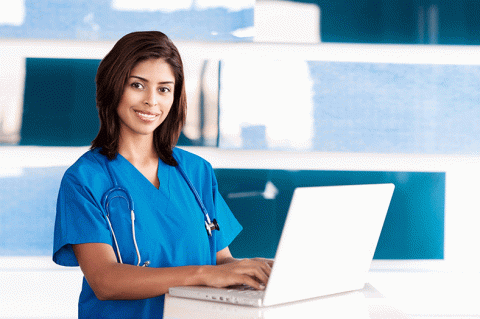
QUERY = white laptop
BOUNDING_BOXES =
[169,183,395,307]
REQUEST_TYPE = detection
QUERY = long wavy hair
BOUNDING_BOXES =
[91,31,186,166]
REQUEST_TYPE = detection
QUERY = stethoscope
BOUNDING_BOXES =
[101,154,220,267]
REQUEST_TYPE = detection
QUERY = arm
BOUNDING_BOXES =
[73,243,272,301]
[216,246,237,265]
[73,243,205,300]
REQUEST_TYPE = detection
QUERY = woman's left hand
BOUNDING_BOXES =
[211,247,274,289]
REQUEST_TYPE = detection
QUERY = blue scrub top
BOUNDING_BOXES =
[53,147,242,319]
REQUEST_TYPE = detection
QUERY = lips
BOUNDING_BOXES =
[134,110,160,122]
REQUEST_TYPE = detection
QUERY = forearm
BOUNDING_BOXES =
[216,246,237,265]
[76,244,270,301]
[216,256,237,265]
[90,263,208,300]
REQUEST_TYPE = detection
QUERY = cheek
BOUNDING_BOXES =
[116,94,131,112]
[165,97,175,111]
[163,100,175,119]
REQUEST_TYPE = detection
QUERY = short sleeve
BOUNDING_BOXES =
[53,171,112,266]
[211,171,243,253]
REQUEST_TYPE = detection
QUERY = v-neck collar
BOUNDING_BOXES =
[116,153,165,191]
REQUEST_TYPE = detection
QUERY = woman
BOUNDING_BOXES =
[53,31,272,319]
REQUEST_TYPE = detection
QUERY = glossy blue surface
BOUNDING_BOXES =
[308,61,480,154]
[0,0,253,42]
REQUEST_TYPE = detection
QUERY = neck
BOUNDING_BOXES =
[118,133,158,166]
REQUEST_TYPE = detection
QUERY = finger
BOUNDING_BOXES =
[227,259,271,285]
[231,260,270,286]
[260,262,273,279]
[245,268,268,286]
[253,258,274,269]
[240,275,266,291]
[247,264,271,285]
[252,259,273,278]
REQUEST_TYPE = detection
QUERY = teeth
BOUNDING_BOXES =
[135,111,157,119]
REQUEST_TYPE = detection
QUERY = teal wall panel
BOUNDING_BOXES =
[20,58,100,146]
[0,166,444,259]
[19,58,204,147]
[215,169,445,260]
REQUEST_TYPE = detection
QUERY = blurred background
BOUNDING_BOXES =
[1,0,480,318]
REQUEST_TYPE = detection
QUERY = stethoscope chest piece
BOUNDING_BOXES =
[205,219,220,237]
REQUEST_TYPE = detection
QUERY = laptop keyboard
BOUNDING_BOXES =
[227,285,263,296]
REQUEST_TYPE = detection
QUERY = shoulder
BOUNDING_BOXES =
[173,147,213,171]
[173,147,216,185]
[62,148,109,185]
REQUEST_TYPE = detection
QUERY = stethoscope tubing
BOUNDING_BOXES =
[102,152,218,266]
[174,157,219,237]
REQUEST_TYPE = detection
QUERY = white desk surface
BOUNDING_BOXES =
[163,283,410,319]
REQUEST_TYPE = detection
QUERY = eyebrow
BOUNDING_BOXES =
[130,75,175,85]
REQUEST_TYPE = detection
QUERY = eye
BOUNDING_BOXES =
[131,82,144,90]
[159,87,172,93]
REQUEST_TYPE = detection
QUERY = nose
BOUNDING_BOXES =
[144,90,158,106]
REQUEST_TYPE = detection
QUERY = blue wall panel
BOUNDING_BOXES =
[218,60,480,154]
[309,61,480,154]
[0,166,66,255]
[0,0,253,42]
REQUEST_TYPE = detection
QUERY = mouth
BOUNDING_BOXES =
[134,110,160,122]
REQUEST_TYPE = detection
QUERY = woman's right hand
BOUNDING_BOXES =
[201,258,273,290]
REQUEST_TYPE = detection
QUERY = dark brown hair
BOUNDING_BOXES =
[91,31,186,166]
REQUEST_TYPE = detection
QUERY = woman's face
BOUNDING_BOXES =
[117,58,175,140]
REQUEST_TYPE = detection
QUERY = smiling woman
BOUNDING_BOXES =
[117,59,175,138]
[52,31,272,319]
[115,59,177,189]
[92,31,187,166]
